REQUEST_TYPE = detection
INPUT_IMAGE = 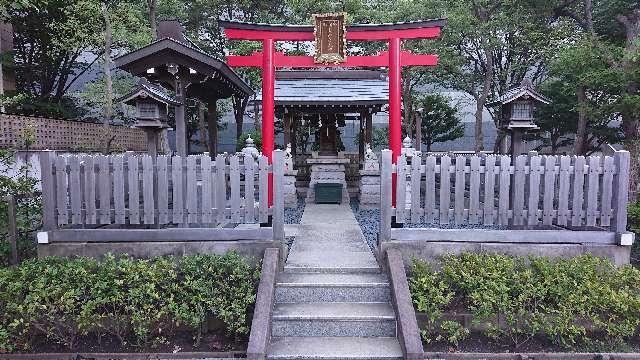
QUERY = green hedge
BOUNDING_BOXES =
[410,253,640,350]
[0,253,260,352]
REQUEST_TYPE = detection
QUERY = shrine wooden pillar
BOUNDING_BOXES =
[359,111,366,162]
[174,77,186,157]
[207,100,218,156]
[365,112,373,145]
[284,108,292,147]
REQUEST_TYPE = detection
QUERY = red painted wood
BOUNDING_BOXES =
[389,37,402,206]
[224,27,441,41]
[226,51,438,68]
[262,39,275,206]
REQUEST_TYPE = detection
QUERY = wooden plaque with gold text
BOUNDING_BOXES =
[313,13,346,64]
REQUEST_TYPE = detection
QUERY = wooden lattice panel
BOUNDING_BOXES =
[0,114,147,151]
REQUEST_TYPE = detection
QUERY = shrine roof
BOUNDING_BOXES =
[116,79,179,106]
[113,33,253,99]
[219,19,446,32]
[488,79,551,107]
[254,70,388,107]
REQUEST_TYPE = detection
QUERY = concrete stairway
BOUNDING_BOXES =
[266,204,402,360]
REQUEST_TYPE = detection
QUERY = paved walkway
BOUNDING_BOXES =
[285,203,380,272]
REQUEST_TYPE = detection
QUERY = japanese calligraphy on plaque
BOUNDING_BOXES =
[313,13,347,64]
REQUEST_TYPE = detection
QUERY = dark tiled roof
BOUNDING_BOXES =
[488,79,551,107]
[117,79,180,106]
[255,75,389,106]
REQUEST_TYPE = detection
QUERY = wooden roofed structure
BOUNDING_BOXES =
[113,20,253,156]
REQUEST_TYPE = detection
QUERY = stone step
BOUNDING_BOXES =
[277,273,388,287]
[283,266,381,274]
[275,273,390,303]
[267,337,403,360]
[271,303,396,337]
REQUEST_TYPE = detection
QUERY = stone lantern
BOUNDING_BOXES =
[118,79,179,158]
[488,78,551,158]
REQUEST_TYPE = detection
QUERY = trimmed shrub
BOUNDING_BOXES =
[410,254,640,350]
[0,253,259,352]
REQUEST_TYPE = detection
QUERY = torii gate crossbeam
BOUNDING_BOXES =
[219,19,445,205]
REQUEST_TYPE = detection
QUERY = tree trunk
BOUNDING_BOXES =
[147,0,157,39]
[207,100,218,155]
[102,3,115,154]
[253,95,261,130]
[473,6,494,153]
[234,96,248,143]
[574,85,588,155]
[617,10,640,201]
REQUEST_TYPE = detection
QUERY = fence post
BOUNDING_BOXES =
[272,150,285,243]
[5,194,18,266]
[612,150,632,244]
[39,150,56,230]
[379,150,393,246]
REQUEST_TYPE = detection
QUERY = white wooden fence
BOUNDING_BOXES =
[39,151,285,236]
[379,149,630,242]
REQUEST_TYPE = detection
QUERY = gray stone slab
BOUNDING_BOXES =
[267,337,402,359]
[276,273,389,287]
[273,303,395,320]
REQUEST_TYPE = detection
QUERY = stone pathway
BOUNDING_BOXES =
[267,203,402,359]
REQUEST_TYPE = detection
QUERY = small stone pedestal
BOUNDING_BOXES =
[306,154,350,204]
[284,170,298,208]
[359,169,380,209]
[359,144,380,208]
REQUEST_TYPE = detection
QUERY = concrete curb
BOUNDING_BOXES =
[387,248,424,360]
[246,248,280,360]
[424,353,640,359]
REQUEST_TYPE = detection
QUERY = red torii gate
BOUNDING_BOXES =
[219,19,445,204]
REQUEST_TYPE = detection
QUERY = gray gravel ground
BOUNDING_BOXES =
[285,198,305,224]
[350,200,508,251]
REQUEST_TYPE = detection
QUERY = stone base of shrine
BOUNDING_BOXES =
[306,155,350,204]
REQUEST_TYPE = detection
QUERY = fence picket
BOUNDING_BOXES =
[585,156,600,227]
[571,156,586,227]
[216,154,227,224]
[513,156,526,226]
[142,155,155,224]
[527,155,542,226]
[411,154,422,224]
[201,156,213,224]
[186,156,198,224]
[557,156,571,226]
[483,156,496,225]
[469,156,481,224]
[172,155,184,224]
[454,156,466,224]
[542,156,556,226]
[244,154,256,223]
[600,156,614,227]
[230,154,241,223]
[127,156,140,225]
[82,155,96,225]
[157,156,169,224]
[395,155,407,223]
[55,156,69,225]
[112,156,125,224]
[258,156,268,223]
[69,156,83,225]
[498,156,511,225]
[424,156,436,224]
[439,155,451,224]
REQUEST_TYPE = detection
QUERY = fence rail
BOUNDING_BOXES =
[39,151,285,234]
[380,149,630,237]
